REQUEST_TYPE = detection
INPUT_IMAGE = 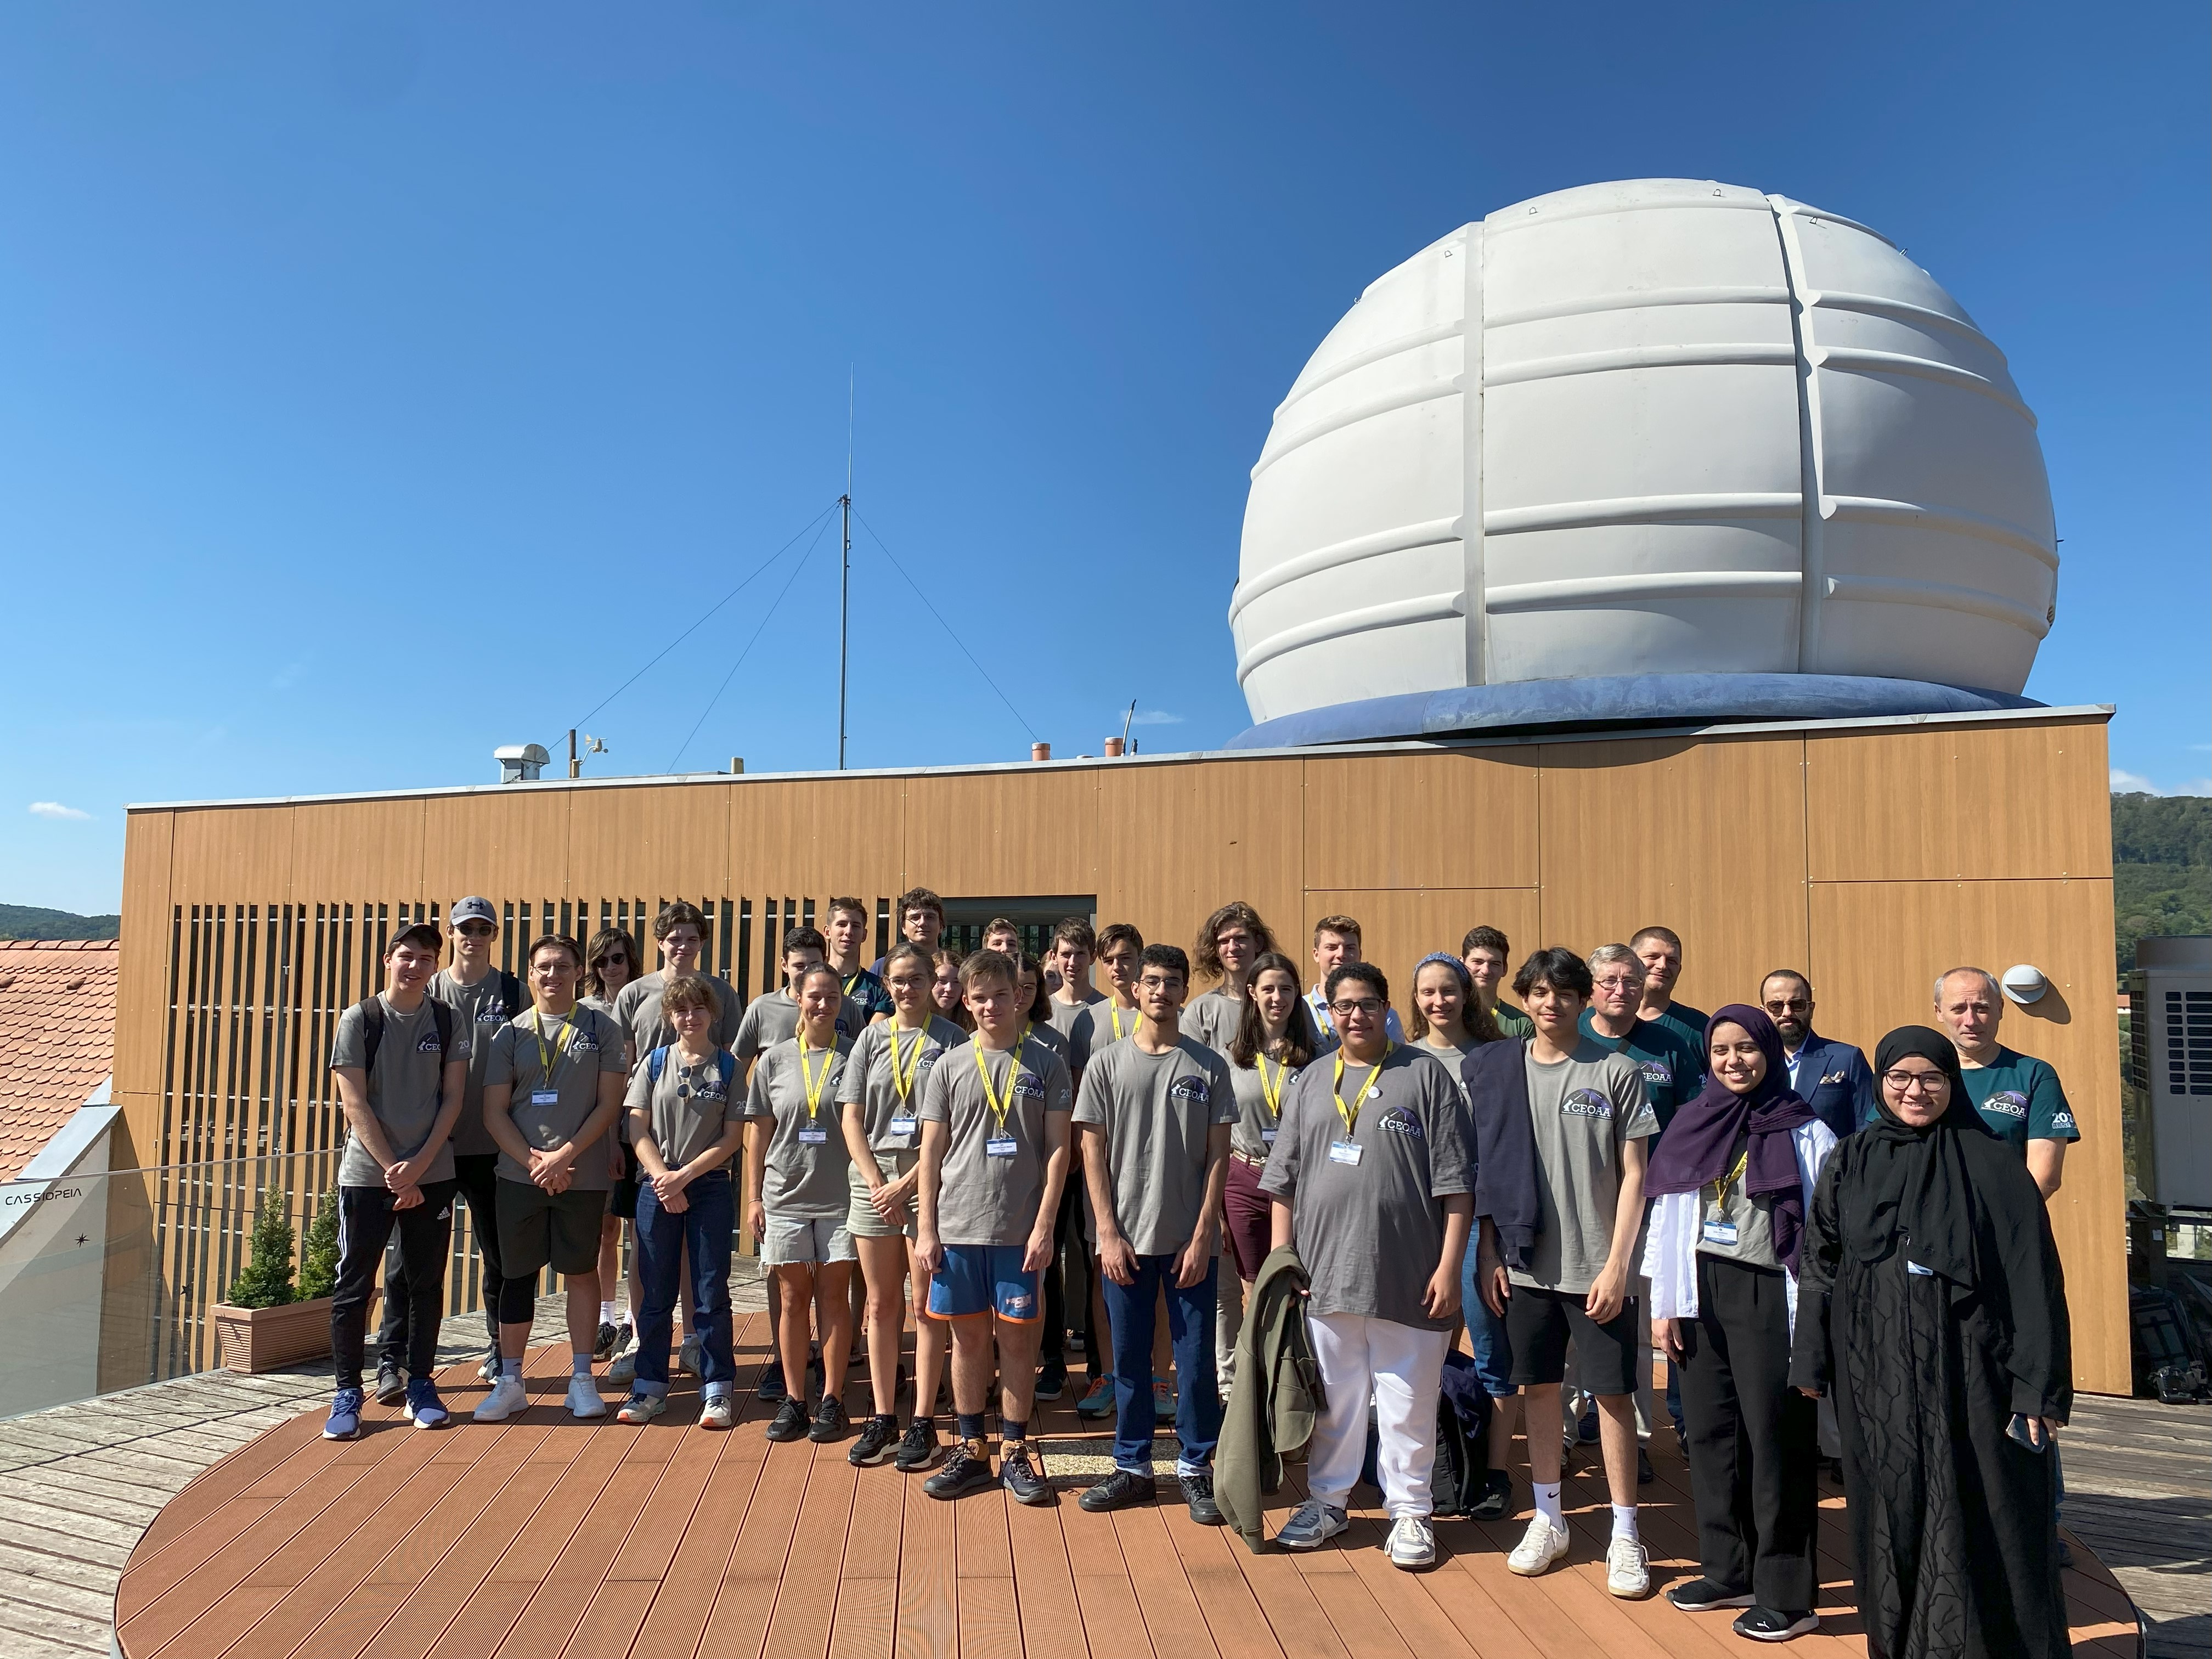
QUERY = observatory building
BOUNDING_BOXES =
[1231,178,2057,745]
[100,180,2128,1398]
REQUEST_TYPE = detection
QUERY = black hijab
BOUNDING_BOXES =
[1847,1026,2018,1284]
[1644,1005,1816,1271]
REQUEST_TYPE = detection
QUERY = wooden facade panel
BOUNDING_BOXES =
[1807,876,2127,1394]
[421,789,571,902]
[568,784,730,897]
[1534,735,1810,1017]
[727,777,909,902]
[1805,716,2113,883]
[1304,749,1541,891]
[167,806,295,904]
[116,811,176,1101]
[902,769,1101,901]
[289,799,425,902]
[1098,760,1303,961]
[1299,889,1541,1024]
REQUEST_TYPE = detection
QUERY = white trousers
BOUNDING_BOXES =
[1216,1261,1244,1384]
[1307,1312,1449,1519]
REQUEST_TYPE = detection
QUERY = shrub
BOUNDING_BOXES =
[297,1195,340,1302]
[225,1187,297,1308]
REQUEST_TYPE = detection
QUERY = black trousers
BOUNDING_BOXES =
[1679,1253,1819,1613]
[332,1180,458,1391]
[379,1151,507,1363]
[1040,1177,1085,1364]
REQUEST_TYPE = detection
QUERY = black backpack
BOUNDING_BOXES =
[358,996,457,1075]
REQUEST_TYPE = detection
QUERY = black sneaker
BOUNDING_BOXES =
[1732,1607,1819,1642]
[1666,1578,1756,1611]
[923,1439,996,1500]
[594,1321,620,1361]
[809,1396,849,1443]
[895,1417,940,1472]
[757,1358,786,1402]
[1469,1468,1513,1522]
[1000,1443,1052,1506]
[1077,1468,1154,1513]
[1180,1471,1224,1525]
[1035,1357,1068,1402]
[849,1414,899,1466]
[1638,1447,1655,1485]
[374,1362,408,1407]
[765,1398,809,1442]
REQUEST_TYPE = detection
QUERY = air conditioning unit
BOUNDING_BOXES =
[2130,936,2212,1208]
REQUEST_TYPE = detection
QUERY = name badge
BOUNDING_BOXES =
[1905,1260,1934,1277]
[986,1135,1019,1158]
[1701,1217,1739,1247]
[1327,1140,1362,1166]
[798,1127,830,1145]
[530,1089,560,1108]
[889,1115,918,1136]
[1260,1128,1277,1144]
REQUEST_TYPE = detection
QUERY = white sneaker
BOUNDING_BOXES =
[473,1375,529,1423]
[606,1347,637,1388]
[1273,1498,1350,1550]
[566,1373,607,1419]
[1605,1534,1651,1598]
[1385,1516,1435,1570]
[1508,1514,1571,1576]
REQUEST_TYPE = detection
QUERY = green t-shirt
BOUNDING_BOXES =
[1646,1001,1711,1079]
[1488,1000,1536,1040]
[1961,1046,2078,1155]
[1578,1009,1705,1131]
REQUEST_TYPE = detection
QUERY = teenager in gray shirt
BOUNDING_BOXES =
[1261,961,1470,1571]
[1073,944,1237,1523]
[323,921,470,1439]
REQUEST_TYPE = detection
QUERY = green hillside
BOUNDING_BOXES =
[2112,792,2212,974]
[0,902,120,941]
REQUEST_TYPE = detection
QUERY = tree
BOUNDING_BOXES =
[297,1195,341,1302]
[225,1187,297,1308]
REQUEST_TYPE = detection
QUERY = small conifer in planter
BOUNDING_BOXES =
[212,1187,336,1372]
[226,1187,297,1308]
[297,1195,340,1303]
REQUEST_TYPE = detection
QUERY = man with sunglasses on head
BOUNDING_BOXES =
[376,896,526,1397]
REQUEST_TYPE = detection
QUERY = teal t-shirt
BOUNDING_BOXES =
[1578,1009,1705,1131]
[1961,1046,2078,1154]
[1645,1001,1711,1085]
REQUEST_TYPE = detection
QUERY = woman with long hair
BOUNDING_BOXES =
[930,949,973,1032]
[581,926,640,1011]
[1406,951,1502,1060]
[1222,952,1325,1289]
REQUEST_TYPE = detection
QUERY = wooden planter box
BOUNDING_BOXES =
[210,1293,370,1374]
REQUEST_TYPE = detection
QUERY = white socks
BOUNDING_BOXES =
[1534,1482,1564,1528]
[599,1300,617,1325]
[1611,1503,1640,1542]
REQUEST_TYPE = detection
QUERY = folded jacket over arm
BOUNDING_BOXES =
[1215,1244,1325,1550]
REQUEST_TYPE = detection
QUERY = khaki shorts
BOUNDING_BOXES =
[847,1148,919,1239]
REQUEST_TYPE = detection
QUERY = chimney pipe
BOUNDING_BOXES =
[1031,742,1051,763]
[1103,737,1125,758]
[729,757,745,775]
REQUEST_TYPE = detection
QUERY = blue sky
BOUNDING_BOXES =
[3,2,2205,912]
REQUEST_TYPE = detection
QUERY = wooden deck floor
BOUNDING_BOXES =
[112,1315,2144,1659]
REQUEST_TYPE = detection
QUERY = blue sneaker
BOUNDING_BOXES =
[324,1387,365,1441]
[406,1376,450,1430]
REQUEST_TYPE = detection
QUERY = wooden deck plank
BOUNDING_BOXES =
[700,1440,819,1659]
[892,1467,958,1659]
[763,1448,861,1659]
[490,1458,662,1658]
[829,1573,900,1659]
[626,1444,771,1658]
[1112,1500,1222,1659]
[1002,1492,1086,1659]
[954,1576,1023,1659]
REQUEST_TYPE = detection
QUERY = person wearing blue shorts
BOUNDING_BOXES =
[915,950,1074,1505]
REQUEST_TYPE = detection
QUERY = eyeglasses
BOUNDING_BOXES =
[456,922,496,939]
[1591,975,1640,992]
[1329,997,1385,1018]
[1764,998,1810,1014]
[1880,1069,1950,1094]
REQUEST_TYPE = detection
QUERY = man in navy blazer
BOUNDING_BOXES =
[1759,970,1873,1137]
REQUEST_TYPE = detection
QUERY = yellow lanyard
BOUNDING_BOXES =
[1256,1051,1291,1120]
[973,1036,1024,1136]
[1109,1003,1138,1041]
[1709,1148,1750,1207]
[886,1020,930,1104]
[532,1008,577,1080]
[843,972,864,998]
[1332,1042,1394,1136]
[798,1035,836,1123]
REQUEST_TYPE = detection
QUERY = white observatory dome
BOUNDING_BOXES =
[1230,179,2058,736]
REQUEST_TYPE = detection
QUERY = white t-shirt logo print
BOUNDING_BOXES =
[1562,1087,1614,1120]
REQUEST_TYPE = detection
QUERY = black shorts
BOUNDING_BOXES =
[609,1143,641,1221]
[1505,1284,1639,1394]
[496,1178,607,1278]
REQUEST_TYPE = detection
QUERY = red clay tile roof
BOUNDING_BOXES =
[0,939,118,1183]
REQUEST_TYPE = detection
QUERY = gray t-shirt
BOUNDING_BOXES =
[1510,1038,1658,1294]
[329,995,467,1188]
[430,967,521,1158]
[1227,1052,1312,1161]
[613,971,746,1064]
[1695,1131,1781,1271]
[918,1033,1074,1247]
[1071,1000,1142,1065]
[735,986,867,1065]
[837,1016,968,1151]
[1259,1045,1472,1331]
[1072,1036,1238,1256]
[1410,1036,1480,1103]
[743,1034,854,1219]
[1184,986,1249,1057]
[624,1047,741,1170]
[1046,992,1104,1075]
[482,1005,625,1190]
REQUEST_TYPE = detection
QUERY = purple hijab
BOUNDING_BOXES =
[1643,1004,1816,1272]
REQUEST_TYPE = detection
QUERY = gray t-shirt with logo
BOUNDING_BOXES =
[624,1047,741,1170]
[918,1034,1073,1247]
[1184,987,1248,1057]
[837,1017,967,1151]
[481,1005,625,1190]
[1046,992,1104,1075]
[1510,1038,1658,1294]
[613,971,746,1065]
[1259,1045,1473,1331]
[744,1035,854,1219]
[1072,1036,1238,1256]
[430,967,521,1158]
[735,986,867,1065]
[1227,1052,1314,1162]
[329,995,467,1188]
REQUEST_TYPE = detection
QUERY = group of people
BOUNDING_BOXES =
[323,887,2079,1657]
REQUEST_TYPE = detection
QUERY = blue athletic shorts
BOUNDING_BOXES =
[928,1244,1039,1322]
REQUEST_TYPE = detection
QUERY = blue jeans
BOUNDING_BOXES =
[1102,1252,1220,1474]
[1460,1234,1513,1399]
[635,1170,735,1396]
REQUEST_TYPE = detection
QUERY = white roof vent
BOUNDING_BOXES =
[494,743,550,784]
